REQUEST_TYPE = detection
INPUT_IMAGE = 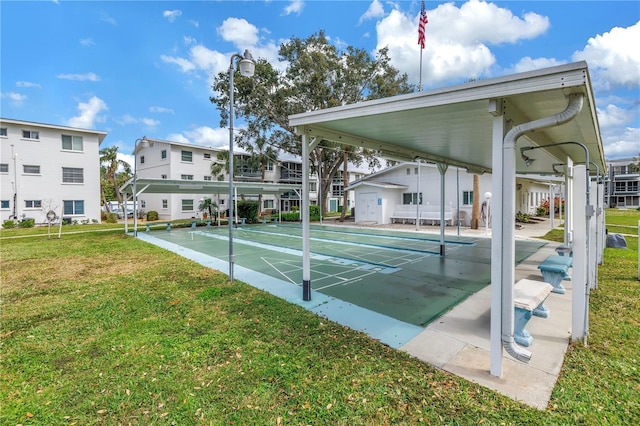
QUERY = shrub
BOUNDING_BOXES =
[237,201,260,224]
[18,219,35,228]
[280,212,300,222]
[2,220,16,229]
[105,213,118,223]
[147,211,159,221]
[516,212,531,223]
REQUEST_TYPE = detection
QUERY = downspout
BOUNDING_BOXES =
[501,93,584,362]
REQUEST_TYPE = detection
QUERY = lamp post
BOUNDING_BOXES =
[133,136,149,237]
[228,49,256,282]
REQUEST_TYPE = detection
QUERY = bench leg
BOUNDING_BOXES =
[514,307,533,347]
[532,301,550,318]
[206,220,211,228]
[166,223,171,231]
[145,224,150,232]
[540,270,566,294]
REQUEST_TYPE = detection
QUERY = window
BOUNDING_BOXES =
[181,174,193,180]
[140,155,145,164]
[263,199,274,209]
[23,165,41,174]
[309,182,317,192]
[203,176,212,181]
[204,153,211,159]
[161,150,167,159]
[181,199,194,211]
[181,150,192,162]
[415,167,418,175]
[332,184,343,197]
[0,163,8,173]
[25,200,42,208]
[266,162,274,171]
[0,128,7,136]
[406,168,411,175]
[402,193,422,205]
[141,200,146,209]
[162,199,168,209]
[63,200,84,215]
[22,130,39,139]
[61,134,83,151]
[161,174,167,179]
[1,200,9,209]
[62,167,84,183]
[463,191,474,205]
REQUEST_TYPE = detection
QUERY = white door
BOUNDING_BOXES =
[357,192,377,222]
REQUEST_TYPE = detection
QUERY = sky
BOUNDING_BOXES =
[1,0,639,168]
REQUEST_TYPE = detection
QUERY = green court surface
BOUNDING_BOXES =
[147,223,546,327]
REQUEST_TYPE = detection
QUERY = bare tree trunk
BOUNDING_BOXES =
[470,174,480,229]
[339,149,349,222]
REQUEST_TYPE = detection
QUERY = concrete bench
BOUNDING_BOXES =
[555,244,573,257]
[261,216,279,224]
[391,205,418,224]
[538,255,572,294]
[420,206,454,226]
[514,279,554,347]
[145,222,172,232]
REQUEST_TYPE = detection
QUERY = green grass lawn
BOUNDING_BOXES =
[1,210,638,424]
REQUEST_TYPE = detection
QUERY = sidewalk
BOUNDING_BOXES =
[326,217,568,409]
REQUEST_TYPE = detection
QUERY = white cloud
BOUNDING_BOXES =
[572,21,640,90]
[283,0,304,16]
[100,13,116,26]
[67,96,108,129]
[160,54,197,73]
[597,103,640,159]
[141,118,160,127]
[218,17,260,48]
[166,126,230,148]
[184,36,196,45]
[189,20,199,28]
[16,81,41,88]
[508,57,567,74]
[80,38,95,46]
[1,92,27,106]
[163,10,182,23]
[359,0,385,24]
[602,127,640,159]
[57,72,100,82]
[150,106,175,114]
[375,1,550,87]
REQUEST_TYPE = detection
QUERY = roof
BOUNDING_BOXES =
[289,61,605,176]
[345,181,408,191]
[120,178,301,196]
[0,117,108,145]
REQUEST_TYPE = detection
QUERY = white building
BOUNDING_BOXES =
[0,118,106,224]
[134,138,365,220]
[347,162,554,225]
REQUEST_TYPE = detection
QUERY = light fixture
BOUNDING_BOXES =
[552,163,565,174]
[133,136,149,237]
[227,49,256,283]
[520,147,536,167]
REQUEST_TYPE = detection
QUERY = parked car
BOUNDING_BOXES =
[112,208,134,219]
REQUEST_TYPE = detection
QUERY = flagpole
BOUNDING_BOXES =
[419,47,423,92]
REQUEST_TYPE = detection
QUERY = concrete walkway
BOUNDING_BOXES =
[328,217,570,409]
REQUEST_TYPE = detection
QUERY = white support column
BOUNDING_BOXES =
[437,163,448,256]
[572,164,588,341]
[490,114,506,377]
[589,178,598,290]
[301,132,312,301]
[565,157,574,245]
[549,182,555,228]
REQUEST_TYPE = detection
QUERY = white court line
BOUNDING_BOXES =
[260,257,298,285]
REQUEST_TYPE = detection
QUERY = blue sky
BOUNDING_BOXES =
[1,0,639,166]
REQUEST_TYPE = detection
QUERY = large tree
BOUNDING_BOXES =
[100,146,131,211]
[210,31,414,213]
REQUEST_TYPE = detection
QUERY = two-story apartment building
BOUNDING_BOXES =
[604,158,640,208]
[0,118,106,224]
[134,139,365,220]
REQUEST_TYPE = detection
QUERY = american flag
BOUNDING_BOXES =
[418,1,428,49]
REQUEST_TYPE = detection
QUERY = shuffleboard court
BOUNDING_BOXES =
[147,223,546,326]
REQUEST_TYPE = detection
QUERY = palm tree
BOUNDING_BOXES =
[198,197,218,220]
[100,146,132,211]
[210,150,230,181]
